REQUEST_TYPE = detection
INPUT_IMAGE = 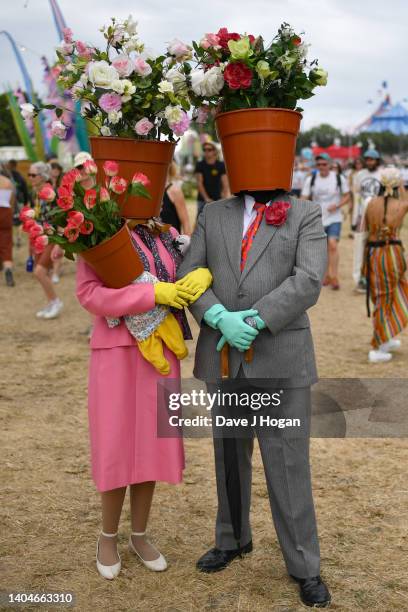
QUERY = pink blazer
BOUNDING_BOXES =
[76,229,178,349]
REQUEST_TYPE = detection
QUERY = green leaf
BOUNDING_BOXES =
[55,108,64,118]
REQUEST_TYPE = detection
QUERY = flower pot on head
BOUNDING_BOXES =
[215,108,302,193]
[80,223,144,288]
[90,137,175,219]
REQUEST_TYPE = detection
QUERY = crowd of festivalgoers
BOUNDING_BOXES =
[1,144,408,363]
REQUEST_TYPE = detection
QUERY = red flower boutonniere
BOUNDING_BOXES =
[265,201,291,227]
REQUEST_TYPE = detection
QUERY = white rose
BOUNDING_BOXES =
[108,110,122,124]
[164,105,183,125]
[158,80,174,94]
[166,68,187,94]
[111,79,125,94]
[20,102,35,119]
[124,15,138,36]
[191,66,224,97]
[80,73,88,84]
[100,125,112,136]
[87,61,119,89]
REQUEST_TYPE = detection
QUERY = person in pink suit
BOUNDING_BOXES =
[76,223,211,579]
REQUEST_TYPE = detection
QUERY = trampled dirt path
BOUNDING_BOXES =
[1,218,407,611]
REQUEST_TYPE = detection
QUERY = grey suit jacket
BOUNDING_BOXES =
[177,195,327,386]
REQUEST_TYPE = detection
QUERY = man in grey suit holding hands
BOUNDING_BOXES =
[177,187,331,608]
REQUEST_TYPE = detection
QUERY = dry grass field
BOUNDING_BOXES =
[1,212,407,611]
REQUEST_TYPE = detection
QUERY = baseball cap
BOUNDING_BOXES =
[363,149,380,160]
[315,152,331,162]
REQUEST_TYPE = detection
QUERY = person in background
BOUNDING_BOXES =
[73,151,96,191]
[160,162,192,235]
[195,142,229,217]
[302,153,350,290]
[352,150,383,293]
[7,159,29,248]
[291,161,307,197]
[349,158,364,235]
[362,169,408,363]
[0,163,16,286]
[50,161,63,190]
[49,162,64,284]
[28,161,63,319]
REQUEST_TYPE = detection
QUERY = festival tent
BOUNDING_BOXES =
[312,144,362,160]
[365,103,408,135]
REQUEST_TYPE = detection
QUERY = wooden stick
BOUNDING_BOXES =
[221,344,229,379]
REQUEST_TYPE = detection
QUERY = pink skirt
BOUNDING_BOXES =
[88,345,185,492]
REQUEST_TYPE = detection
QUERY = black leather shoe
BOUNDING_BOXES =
[196,541,253,573]
[290,575,331,607]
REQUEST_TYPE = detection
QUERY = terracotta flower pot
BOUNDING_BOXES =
[215,108,302,192]
[80,223,144,288]
[90,137,175,219]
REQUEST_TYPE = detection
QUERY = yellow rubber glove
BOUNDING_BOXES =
[153,282,195,309]
[175,268,213,304]
[137,312,188,374]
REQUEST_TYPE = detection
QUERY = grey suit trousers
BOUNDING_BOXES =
[207,371,320,578]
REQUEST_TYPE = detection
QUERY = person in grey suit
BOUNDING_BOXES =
[177,189,331,607]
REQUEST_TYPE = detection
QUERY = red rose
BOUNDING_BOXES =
[292,36,302,46]
[216,27,240,49]
[224,62,253,90]
[265,201,291,226]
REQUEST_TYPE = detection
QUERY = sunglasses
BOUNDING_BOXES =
[316,163,329,167]
[76,164,84,170]
[203,147,215,152]
[28,173,39,177]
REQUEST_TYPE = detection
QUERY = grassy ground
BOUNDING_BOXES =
[1,208,407,611]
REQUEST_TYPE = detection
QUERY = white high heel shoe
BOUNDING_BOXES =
[96,531,121,580]
[128,531,167,572]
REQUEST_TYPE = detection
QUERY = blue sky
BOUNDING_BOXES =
[1,0,407,130]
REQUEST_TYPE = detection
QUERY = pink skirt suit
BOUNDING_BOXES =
[75,229,185,492]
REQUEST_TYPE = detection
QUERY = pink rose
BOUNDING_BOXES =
[112,53,134,77]
[61,168,80,186]
[200,33,221,50]
[167,38,191,58]
[134,117,154,136]
[170,111,190,136]
[67,211,84,227]
[57,196,74,211]
[63,223,80,242]
[109,176,128,194]
[76,40,93,60]
[79,220,94,235]
[83,159,98,175]
[33,234,49,254]
[22,218,36,232]
[29,223,44,239]
[99,187,110,202]
[60,41,74,55]
[265,201,291,226]
[51,120,67,139]
[132,172,150,187]
[103,160,119,177]
[84,189,97,209]
[19,205,35,222]
[38,184,56,202]
[62,27,73,43]
[133,57,152,77]
[99,92,122,113]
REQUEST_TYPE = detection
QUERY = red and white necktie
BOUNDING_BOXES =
[240,202,266,272]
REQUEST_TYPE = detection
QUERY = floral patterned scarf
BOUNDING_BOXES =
[131,226,192,340]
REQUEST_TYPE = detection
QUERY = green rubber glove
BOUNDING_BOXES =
[253,315,266,330]
[215,309,259,351]
[203,304,227,329]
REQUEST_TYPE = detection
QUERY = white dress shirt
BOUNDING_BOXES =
[243,194,271,236]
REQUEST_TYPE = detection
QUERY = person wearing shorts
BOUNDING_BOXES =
[302,154,350,290]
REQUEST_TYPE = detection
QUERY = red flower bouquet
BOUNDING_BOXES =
[265,201,291,226]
